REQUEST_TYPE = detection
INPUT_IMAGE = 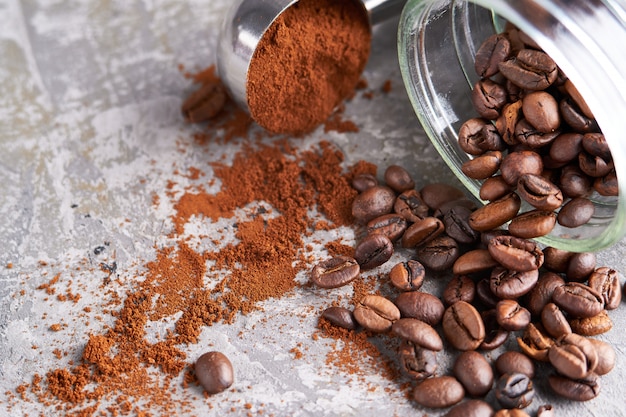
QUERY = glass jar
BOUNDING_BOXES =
[398,0,626,252]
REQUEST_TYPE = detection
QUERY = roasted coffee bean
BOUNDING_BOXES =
[453,249,499,276]
[415,235,460,271]
[462,151,502,180]
[434,198,478,218]
[495,351,535,378]
[420,183,466,210]
[517,322,553,362]
[588,338,616,375]
[588,266,622,309]
[475,33,511,78]
[594,170,619,196]
[508,210,556,239]
[488,235,544,272]
[549,133,583,163]
[578,151,613,178]
[398,339,437,382]
[480,229,510,247]
[548,333,598,380]
[490,267,539,299]
[493,409,530,417]
[476,279,501,309]
[394,189,429,222]
[480,309,509,350]
[514,119,560,148]
[480,175,512,201]
[542,247,571,273]
[522,91,560,133]
[443,275,476,306]
[536,405,555,417]
[526,271,565,316]
[182,82,227,122]
[445,399,494,417]
[384,165,415,193]
[442,301,485,351]
[453,351,494,397]
[495,299,531,331]
[354,233,393,271]
[459,118,494,155]
[496,100,523,145]
[401,216,445,248]
[366,214,408,242]
[392,318,443,351]
[310,256,360,289]
[443,206,480,244]
[559,164,592,198]
[541,303,572,338]
[388,260,425,292]
[564,252,596,282]
[352,173,378,192]
[195,351,234,394]
[498,48,558,90]
[582,132,611,160]
[472,79,508,119]
[321,306,357,330]
[469,192,521,231]
[412,376,465,409]
[564,79,593,118]
[560,97,597,132]
[352,185,396,224]
[569,310,613,336]
[353,295,400,333]
[395,291,445,326]
[500,151,544,186]
[516,174,563,211]
[548,373,600,401]
[552,282,604,318]
[495,372,535,409]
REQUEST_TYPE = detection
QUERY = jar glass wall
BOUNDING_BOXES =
[398,0,626,252]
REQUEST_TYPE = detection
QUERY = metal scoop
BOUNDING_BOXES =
[217,0,407,111]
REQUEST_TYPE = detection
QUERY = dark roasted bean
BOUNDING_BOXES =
[353,295,400,333]
[415,235,460,271]
[443,205,480,244]
[594,170,619,196]
[500,151,544,186]
[542,247,571,273]
[560,97,597,132]
[462,151,502,180]
[508,210,556,239]
[384,165,415,193]
[548,373,600,401]
[453,351,494,397]
[488,235,544,272]
[321,306,357,330]
[476,279,501,309]
[354,233,393,270]
[541,303,572,338]
[352,173,378,192]
[475,33,511,78]
[392,318,443,351]
[495,351,535,378]
[395,291,445,326]
[366,213,408,242]
[516,174,563,211]
[498,48,558,90]
[522,91,560,132]
[412,376,465,409]
[526,271,565,316]
[578,151,613,178]
[398,340,437,382]
[559,164,592,198]
[352,185,396,224]
[459,118,493,155]
[495,299,531,331]
[472,79,508,119]
[195,351,234,394]
[480,175,512,201]
[469,192,521,231]
[549,133,583,163]
[401,216,445,248]
[549,333,598,379]
[552,282,604,318]
[588,266,622,309]
[453,249,499,276]
[394,189,429,222]
[515,119,560,148]
[442,301,485,351]
[495,372,535,409]
[496,100,523,145]
[388,260,425,292]
[480,309,509,350]
[490,267,539,299]
[310,256,360,289]
[565,251,596,282]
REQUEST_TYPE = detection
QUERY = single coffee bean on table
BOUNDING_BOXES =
[412,375,465,409]
[321,306,357,330]
[310,256,360,289]
[195,351,234,395]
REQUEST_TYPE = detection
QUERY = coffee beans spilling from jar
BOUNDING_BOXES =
[311,160,622,414]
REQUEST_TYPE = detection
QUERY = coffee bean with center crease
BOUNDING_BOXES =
[475,33,511,78]
[415,235,460,271]
[443,275,476,306]
[195,351,234,394]
[398,339,437,382]
[508,210,557,239]
[480,309,509,350]
[560,97,598,132]
[442,301,485,351]
[459,118,495,155]
[445,399,494,417]
[594,170,618,196]
[392,318,443,351]
[310,256,360,289]
[495,351,535,379]
[443,205,480,244]
[353,295,400,333]
[471,79,508,119]
[453,351,494,397]
[500,151,544,186]
[541,303,572,338]
[412,376,465,409]
[588,266,622,309]
[453,249,499,276]
[569,310,613,336]
[516,174,563,211]
[495,299,531,331]
[495,372,535,409]
[352,185,396,224]
[582,132,611,160]
[384,165,415,193]
[490,267,539,299]
[488,235,544,272]
[517,322,553,362]
[526,271,565,316]
[578,151,613,178]
[321,306,357,330]
[352,173,378,192]
[552,282,604,318]
[354,233,393,271]
[496,100,523,145]
[394,189,429,222]
[498,48,558,90]
[366,213,408,242]
[548,373,600,401]
[401,216,445,248]
[522,91,560,133]
[388,260,425,292]
[469,192,521,231]
[395,291,445,326]
[515,119,560,148]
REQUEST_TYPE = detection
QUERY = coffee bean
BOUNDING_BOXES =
[420,183,465,210]
[569,310,613,336]
[412,376,465,409]
[445,399,494,417]
[588,338,616,375]
[488,235,544,272]
[541,303,572,338]
[352,185,396,224]
[182,82,227,122]
[395,291,445,326]
[354,233,393,271]
[564,79,593,118]
[578,151,613,178]
[526,271,565,316]
[475,33,511,78]
[321,306,357,330]
[443,205,480,244]
[548,373,600,401]
[588,266,622,309]
[493,409,530,417]
[476,279,501,309]
[461,151,502,179]
[480,175,512,201]
[384,165,415,193]
[508,210,556,239]
[516,322,553,362]
[542,247,571,273]
[559,164,592,198]
[496,100,523,145]
[522,91,560,133]
[401,216,445,248]
[495,299,530,331]
[548,333,598,379]
[366,214,408,242]
[536,405,555,417]
[480,309,509,350]
[565,252,597,282]
[495,351,535,378]
[552,282,604,318]
[394,189,429,222]
[498,48,558,90]
[453,351,494,397]
[195,351,234,394]
[392,318,443,351]
[351,173,378,192]
[310,256,360,289]
[398,339,437,381]
[471,79,508,119]
[442,275,476,306]
[495,372,535,409]
[453,249,499,276]
[549,133,583,163]
[388,260,425,292]
[459,118,494,155]
[560,98,597,132]
[353,295,400,333]
[490,267,539,299]
[434,198,478,218]
[415,235,460,271]
[442,301,485,351]
[469,192,521,231]
[594,170,619,196]
[516,174,563,211]
[500,151,543,186]
[515,119,560,148]
[582,132,611,160]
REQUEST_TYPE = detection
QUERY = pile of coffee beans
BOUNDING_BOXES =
[458,25,618,239]
[311,162,622,416]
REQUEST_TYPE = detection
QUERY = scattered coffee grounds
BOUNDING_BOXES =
[246,0,371,134]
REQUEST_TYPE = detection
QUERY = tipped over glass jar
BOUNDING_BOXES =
[398,0,626,252]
